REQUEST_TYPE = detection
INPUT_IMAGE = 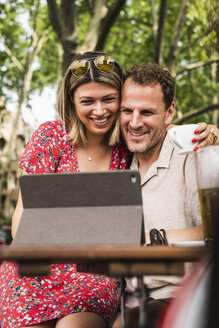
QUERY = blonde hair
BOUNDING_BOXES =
[57,51,123,146]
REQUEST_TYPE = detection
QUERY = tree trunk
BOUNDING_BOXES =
[47,0,126,70]
[77,0,108,52]
[155,0,168,65]
[47,0,78,71]
[165,0,190,74]
[95,0,126,51]
[149,0,158,46]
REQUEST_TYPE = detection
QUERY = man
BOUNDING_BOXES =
[120,63,203,249]
[113,63,211,327]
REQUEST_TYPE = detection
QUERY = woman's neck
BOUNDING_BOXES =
[76,133,112,172]
[86,131,108,147]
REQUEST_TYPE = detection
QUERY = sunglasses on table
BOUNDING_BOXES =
[69,55,115,78]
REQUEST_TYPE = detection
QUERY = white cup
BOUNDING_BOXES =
[168,124,199,154]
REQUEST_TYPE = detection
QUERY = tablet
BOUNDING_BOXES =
[13,170,144,246]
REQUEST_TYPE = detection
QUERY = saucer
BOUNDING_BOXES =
[172,241,205,247]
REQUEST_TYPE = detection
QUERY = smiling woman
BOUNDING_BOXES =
[58,53,123,149]
[73,82,119,138]
[0,52,131,328]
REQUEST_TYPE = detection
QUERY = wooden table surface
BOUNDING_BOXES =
[0,245,209,277]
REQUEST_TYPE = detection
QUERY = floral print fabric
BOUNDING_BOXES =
[0,121,130,327]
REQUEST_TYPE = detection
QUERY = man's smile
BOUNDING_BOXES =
[127,128,149,139]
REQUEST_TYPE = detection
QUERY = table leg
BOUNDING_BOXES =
[133,277,149,328]
[120,278,127,328]
[139,282,148,327]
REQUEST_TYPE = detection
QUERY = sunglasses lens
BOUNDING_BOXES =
[95,56,114,72]
[69,56,115,78]
[70,60,89,77]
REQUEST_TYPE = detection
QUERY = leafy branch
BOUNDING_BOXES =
[173,104,219,124]
[0,38,24,71]
[176,59,219,76]
[179,18,219,54]
[165,0,190,73]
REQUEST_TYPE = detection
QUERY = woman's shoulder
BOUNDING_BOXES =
[19,120,67,174]
[29,120,68,144]
[35,120,65,136]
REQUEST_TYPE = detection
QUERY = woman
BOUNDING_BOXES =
[0,52,130,328]
[0,51,217,328]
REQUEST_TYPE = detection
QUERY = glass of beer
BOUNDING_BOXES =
[196,145,219,246]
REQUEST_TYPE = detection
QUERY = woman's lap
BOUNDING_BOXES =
[0,262,120,327]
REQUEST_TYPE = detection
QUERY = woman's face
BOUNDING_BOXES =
[73,81,119,138]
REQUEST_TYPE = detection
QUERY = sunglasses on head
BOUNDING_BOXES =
[69,55,115,78]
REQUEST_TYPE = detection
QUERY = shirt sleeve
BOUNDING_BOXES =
[18,121,63,174]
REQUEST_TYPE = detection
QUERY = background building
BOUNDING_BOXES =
[0,101,32,238]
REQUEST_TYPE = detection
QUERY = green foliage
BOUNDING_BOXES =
[105,0,219,124]
[105,0,155,70]
[0,0,58,101]
[173,0,219,123]
[0,0,218,124]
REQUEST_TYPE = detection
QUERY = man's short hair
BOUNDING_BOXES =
[124,63,175,109]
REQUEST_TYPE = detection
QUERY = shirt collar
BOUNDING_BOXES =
[156,133,174,169]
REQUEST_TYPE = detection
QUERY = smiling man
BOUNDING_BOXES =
[114,63,218,328]
[120,63,203,247]
[118,64,203,323]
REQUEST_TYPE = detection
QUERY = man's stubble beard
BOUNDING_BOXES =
[124,125,167,156]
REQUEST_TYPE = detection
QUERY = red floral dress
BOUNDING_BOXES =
[0,121,131,327]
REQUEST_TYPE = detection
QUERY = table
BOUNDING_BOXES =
[0,245,209,327]
[0,244,208,275]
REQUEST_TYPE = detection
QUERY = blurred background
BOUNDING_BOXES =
[0,0,218,244]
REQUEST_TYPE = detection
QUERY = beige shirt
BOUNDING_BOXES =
[127,134,202,301]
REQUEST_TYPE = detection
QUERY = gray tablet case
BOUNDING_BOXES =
[13,170,144,246]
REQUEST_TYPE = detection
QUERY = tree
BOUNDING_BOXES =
[104,0,219,125]
[0,0,53,164]
[2,0,218,127]
[46,0,127,70]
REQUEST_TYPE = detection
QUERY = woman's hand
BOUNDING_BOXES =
[192,123,219,150]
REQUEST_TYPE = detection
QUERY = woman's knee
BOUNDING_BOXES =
[56,312,107,328]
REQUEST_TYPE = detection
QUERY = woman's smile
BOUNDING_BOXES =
[89,115,111,126]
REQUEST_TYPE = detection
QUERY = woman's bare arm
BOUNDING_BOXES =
[11,190,23,239]
[11,170,27,239]
[145,225,203,245]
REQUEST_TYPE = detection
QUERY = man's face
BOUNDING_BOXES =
[120,78,175,155]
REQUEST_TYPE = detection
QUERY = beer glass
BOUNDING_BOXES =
[196,145,219,246]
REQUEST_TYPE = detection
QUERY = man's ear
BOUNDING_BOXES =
[165,101,175,125]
